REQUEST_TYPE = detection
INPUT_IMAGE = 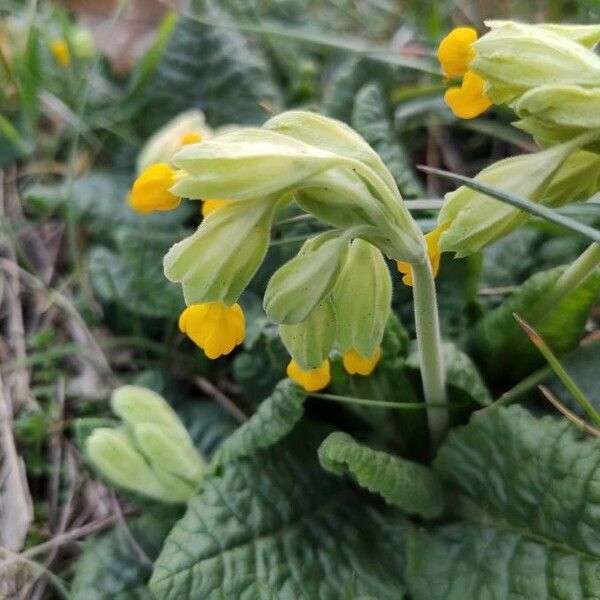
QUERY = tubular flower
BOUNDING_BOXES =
[178,302,245,359]
[129,163,181,213]
[397,225,445,286]
[438,27,491,119]
[201,198,229,217]
[50,39,70,67]
[342,347,382,376]
[287,359,330,392]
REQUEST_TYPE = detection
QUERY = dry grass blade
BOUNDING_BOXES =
[538,385,600,437]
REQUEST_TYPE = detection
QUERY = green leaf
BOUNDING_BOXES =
[406,405,600,599]
[210,380,306,469]
[318,431,444,518]
[24,171,193,240]
[71,515,178,599]
[351,82,422,199]
[88,229,184,318]
[406,342,492,407]
[150,429,408,599]
[544,339,600,414]
[145,15,281,128]
[469,265,600,386]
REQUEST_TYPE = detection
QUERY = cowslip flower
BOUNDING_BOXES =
[128,163,182,213]
[286,359,330,392]
[437,27,491,119]
[50,39,70,67]
[178,302,244,359]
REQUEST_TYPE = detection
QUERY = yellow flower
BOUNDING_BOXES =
[444,70,492,119]
[179,132,203,146]
[201,199,229,217]
[178,302,245,359]
[437,26,477,78]
[287,359,330,392]
[342,347,381,376]
[129,163,181,213]
[396,225,445,286]
[50,39,70,67]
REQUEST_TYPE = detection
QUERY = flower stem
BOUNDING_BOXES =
[411,258,448,448]
[535,243,600,321]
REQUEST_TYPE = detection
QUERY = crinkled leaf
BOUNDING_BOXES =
[351,82,422,199]
[150,429,408,599]
[71,514,178,600]
[406,405,600,599]
[23,171,193,240]
[88,229,184,318]
[469,265,600,386]
[145,15,281,128]
[210,380,306,469]
[318,431,444,518]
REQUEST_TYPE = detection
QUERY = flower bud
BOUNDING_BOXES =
[472,21,600,105]
[334,239,391,358]
[164,197,279,305]
[438,134,592,257]
[137,110,210,172]
[264,231,350,324]
[86,386,206,503]
[171,128,342,200]
[279,297,336,370]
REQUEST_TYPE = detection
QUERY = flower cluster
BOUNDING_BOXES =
[129,111,431,391]
[432,21,600,258]
[439,21,600,129]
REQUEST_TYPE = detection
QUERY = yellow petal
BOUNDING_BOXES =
[179,132,203,146]
[201,199,229,217]
[50,40,71,67]
[396,261,414,286]
[444,70,492,119]
[129,163,181,213]
[437,27,477,78]
[178,302,245,359]
[342,347,381,376]
[287,359,330,392]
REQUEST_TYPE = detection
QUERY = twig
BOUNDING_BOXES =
[539,385,600,437]
[194,376,247,423]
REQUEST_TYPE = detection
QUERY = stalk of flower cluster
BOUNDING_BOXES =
[536,243,600,321]
[410,256,448,448]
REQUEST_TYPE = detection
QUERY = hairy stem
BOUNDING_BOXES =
[411,259,448,448]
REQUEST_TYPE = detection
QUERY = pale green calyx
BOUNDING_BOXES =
[334,239,392,357]
[86,386,205,503]
[472,21,600,106]
[279,297,336,370]
[438,132,600,257]
[264,230,351,324]
[164,196,283,306]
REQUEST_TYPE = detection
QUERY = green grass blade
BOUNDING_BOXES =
[418,165,600,244]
